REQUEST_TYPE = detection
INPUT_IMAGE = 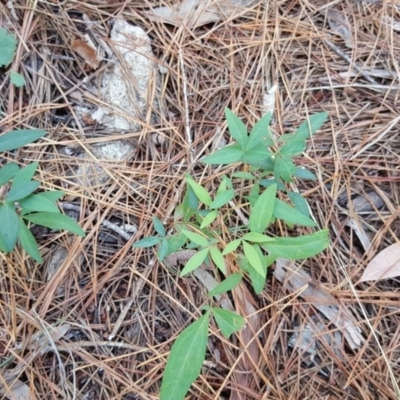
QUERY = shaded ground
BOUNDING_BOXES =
[1,1,400,399]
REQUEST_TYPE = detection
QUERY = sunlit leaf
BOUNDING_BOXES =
[242,232,275,243]
[180,248,209,276]
[211,308,245,338]
[208,273,242,297]
[200,210,218,229]
[209,246,226,274]
[243,241,264,276]
[182,230,209,247]
[222,239,241,255]
[249,184,277,233]
[210,189,235,209]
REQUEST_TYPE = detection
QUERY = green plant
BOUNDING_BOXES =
[0,131,86,263]
[133,108,330,400]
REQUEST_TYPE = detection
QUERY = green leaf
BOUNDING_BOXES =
[294,112,328,140]
[10,71,25,87]
[242,232,275,243]
[38,190,64,202]
[18,219,42,263]
[273,199,316,227]
[0,129,47,152]
[166,233,187,255]
[280,139,306,156]
[210,189,235,209]
[274,155,296,182]
[249,184,277,233]
[222,239,241,255]
[152,216,165,236]
[157,238,169,262]
[6,181,40,202]
[225,107,248,148]
[0,203,19,252]
[259,178,286,191]
[211,308,245,338]
[19,193,60,213]
[186,177,212,206]
[231,171,255,180]
[160,312,210,400]
[23,212,86,236]
[216,179,227,196]
[201,144,244,165]
[243,147,271,166]
[0,233,8,253]
[246,262,265,295]
[200,210,218,229]
[0,162,20,185]
[181,230,209,247]
[288,191,310,217]
[294,167,317,181]
[243,241,264,276]
[12,162,38,185]
[245,112,272,151]
[208,273,242,297]
[0,28,17,67]
[209,247,226,274]
[187,184,199,210]
[263,229,329,259]
[132,236,161,248]
[180,248,209,276]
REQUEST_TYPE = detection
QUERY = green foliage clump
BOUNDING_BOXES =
[133,108,329,400]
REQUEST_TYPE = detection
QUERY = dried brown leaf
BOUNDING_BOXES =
[71,39,100,69]
[360,243,400,282]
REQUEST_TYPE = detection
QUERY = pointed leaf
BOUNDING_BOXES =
[274,155,296,182]
[242,232,275,243]
[245,111,272,150]
[0,162,20,185]
[211,308,245,338]
[152,216,165,236]
[210,189,235,209]
[294,112,328,140]
[201,144,244,165]
[19,193,60,213]
[208,273,242,297]
[23,212,86,236]
[0,233,7,253]
[225,107,248,148]
[200,210,218,229]
[263,229,329,259]
[0,203,19,252]
[0,28,17,67]
[132,236,160,248]
[273,199,316,227]
[249,184,277,233]
[18,219,42,263]
[157,238,169,262]
[288,191,310,217]
[280,138,306,156]
[246,262,266,295]
[231,171,255,180]
[0,129,47,152]
[360,243,400,282]
[243,147,271,166]
[165,233,187,255]
[186,178,212,206]
[12,162,38,185]
[222,239,241,255]
[6,181,40,202]
[180,248,209,276]
[209,246,226,274]
[181,230,209,247]
[38,190,64,202]
[160,312,210,400]
[294,167,317,181]
[243,241,264,275]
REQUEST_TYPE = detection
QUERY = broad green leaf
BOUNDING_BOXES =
[209,246,226,274]
[6,181,40,202]
[23,212,86,236]
[277,133,295,143]
[152,216,165,236]
[280,139,306,156]
[273,199,316,227]
[222,239,241,255]
[216,179,227,196]
[257,156,275,172]
[225,107,248,148]
[211,308,245,338]
[181,230,210,247]
[10,71,25,87]
[294,112,328,140]
[12,162,38,185]
[0,162,19,185]
[18,219,42,263]
[0,129,47,152]
[200,210,218,229]
[246,262,265,295]
[259,178,286,191]
[180,248,209,276]
[165,233,187,255]
[231,171,255,180]
[210,189,235,209]
[19,193,60,213]
[242,232,275,243]
[186,177,212,206]
[160,312,210,400]
[208,273,242,297]
[201,144,244,165]
[294,167,317,181]
[0,233,7,253]
[243,241,264,276]
[263,229,329,259]
[157,238,169,262]
[274,155,296,182]
[0,203,19,252]
[288,191,310,217]
[187,185,199,210]
[0,28,17,67]
[243,147,271,166]
[132,236,160,248]
[245,112,272,151]
[38,190,64,202]
[249,184,277,233]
